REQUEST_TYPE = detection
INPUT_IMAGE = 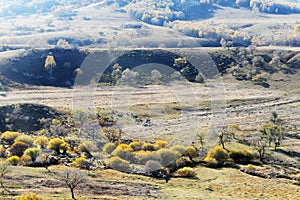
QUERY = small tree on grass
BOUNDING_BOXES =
[59,169,87,200]
[0,161,10,194]
[254,138,267,161]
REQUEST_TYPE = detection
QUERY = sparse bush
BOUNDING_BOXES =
[102,127,120,143]
[155,140,168,148]
[111,144,134,162]
[116,144,132,151]
[78,141,95,158]
[14,135,34,146]
[170,145,186,156]
[203,157,218,167]
[229,150,254,164]
[295,173,300,184]
[33,136,49,149]
[156,149,181,166]
[72,157,87,168]
[106,156,132,173]
[175,167,197,178]
[144,160,162,173]
[185,146,197,161]
[47,138,69,154]
[20,155,33,166]
[16,193,43,200]
[1,131,22,145]
[176,157,192,168]
[142,143,159,151]
[9,142,29,157]
[129,141,144,151]
[102,143,117,154]
[247,164,256,169]
[134,150,161,164]
[205,146,229,167]
[24,148,41,162]
[7,156,20,165]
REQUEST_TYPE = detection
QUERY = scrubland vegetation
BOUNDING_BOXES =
[0,0,299,199]
[0,98,299,199]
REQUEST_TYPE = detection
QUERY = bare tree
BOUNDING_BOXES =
[59,169,87,200]
[217,126,236,150]
[0,162,10,194]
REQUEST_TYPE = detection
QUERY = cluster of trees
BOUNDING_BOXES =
[0,102,294,199]
[169,21,252,46]
[122,0,300,47]
[0,0,103,17]
[102,59,203,86]
[102,137,198,176]
[211,47,300,87]
[124,0,300,27]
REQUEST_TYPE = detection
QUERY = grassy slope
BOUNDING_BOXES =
[1,165,299,200]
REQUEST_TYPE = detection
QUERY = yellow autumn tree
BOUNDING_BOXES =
[44,52,56,75]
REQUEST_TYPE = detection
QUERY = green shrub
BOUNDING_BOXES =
[170,145,186,155]
[175,167,197,178]
[142,143,159,151]
[205,146,229,167]
[1,131,22,145]
[16,193,43,200]
[14,135,34,146]
[7,155,20,165]
[156,148,181,166]
[102,143,117,154]
[106,156,131,173]
[24,148,41,162]
[229,150,254,164]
